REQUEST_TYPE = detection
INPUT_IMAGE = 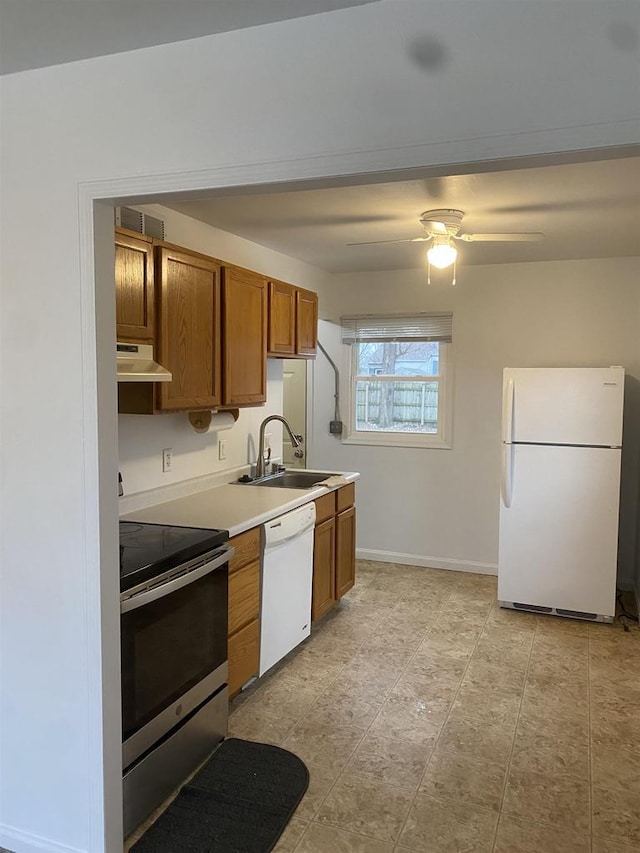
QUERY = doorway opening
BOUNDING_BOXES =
[282,359,308,468]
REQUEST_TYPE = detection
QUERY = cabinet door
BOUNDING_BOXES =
[115,230,154,342]
[296,288,318,356]
[156,247,221,411]
[335,506,356,599]
[268,281,296,356]
[228,618,260,696]
[222,267,267,405]
[312,517,336,623]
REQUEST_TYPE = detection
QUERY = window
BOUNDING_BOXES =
[341,313,453,448]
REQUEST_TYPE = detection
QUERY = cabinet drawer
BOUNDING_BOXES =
[228,618,260,696]
[336,482,355,513]
[228,559,260,635]
[314,492,336,524]
[229,526,261,573]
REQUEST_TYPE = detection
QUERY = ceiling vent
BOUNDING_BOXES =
[115,207,165,241]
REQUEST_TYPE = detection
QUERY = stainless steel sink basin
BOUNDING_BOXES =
[239,471,340,489]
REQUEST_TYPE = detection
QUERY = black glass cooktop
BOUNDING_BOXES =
[119,521,229,593]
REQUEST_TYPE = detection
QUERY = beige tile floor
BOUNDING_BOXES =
[127,560,640,852]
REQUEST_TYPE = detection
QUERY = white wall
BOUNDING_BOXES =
[1,2,638,850]
[118,205,331,496]
[309,257,640,587]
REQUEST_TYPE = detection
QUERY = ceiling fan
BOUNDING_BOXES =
[347,208,544,271]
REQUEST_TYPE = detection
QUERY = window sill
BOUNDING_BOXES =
[342,433,451,450]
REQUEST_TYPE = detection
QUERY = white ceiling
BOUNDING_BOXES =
[0,0,379,75]
[166,156,640,273]
[5,2,638,274]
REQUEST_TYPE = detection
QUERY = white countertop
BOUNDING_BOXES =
[121,470,359,537]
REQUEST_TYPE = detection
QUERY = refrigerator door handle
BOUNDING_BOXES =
[502,376,514,443]
[501,443,513,508]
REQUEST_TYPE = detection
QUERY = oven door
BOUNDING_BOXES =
[121,547,230,769]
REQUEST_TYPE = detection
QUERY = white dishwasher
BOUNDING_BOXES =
[259,502,316,676]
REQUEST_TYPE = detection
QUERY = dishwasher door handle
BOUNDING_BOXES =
[264,523,314,549]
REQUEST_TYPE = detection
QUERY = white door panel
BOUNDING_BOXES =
[504,367,624,447]
[498,444,620,618]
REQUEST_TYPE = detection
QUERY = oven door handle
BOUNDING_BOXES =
[121,546,233,614]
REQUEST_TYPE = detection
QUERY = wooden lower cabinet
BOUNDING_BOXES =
[228,619,260,696]
[227,526,261,696]
[228,560,260,636]
[312,517,336,622]
[312,484,356,622]
[336,505,356,598]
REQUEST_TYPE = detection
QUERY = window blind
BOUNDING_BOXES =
[341,313,452,344]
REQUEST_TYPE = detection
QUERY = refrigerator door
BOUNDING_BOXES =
[503,367,624,447]
[498,444,621,618]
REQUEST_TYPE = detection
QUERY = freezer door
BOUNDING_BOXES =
[498,444,620,618]
[503,367,624,447]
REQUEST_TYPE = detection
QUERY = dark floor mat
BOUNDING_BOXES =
[130,738,309,853]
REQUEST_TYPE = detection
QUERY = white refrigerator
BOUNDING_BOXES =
[498,366,624,622]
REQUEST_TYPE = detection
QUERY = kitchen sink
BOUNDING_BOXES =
[238,471,340,489]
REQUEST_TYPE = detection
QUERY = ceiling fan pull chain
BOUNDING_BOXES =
[427,260,431,285]
[452,258,457,286]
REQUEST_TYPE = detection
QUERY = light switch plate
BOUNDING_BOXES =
[219,439,227,461]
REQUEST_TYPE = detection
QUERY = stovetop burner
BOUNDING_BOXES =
[119,521,229,592]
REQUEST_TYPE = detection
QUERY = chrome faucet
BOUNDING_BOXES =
[255,415,304,479]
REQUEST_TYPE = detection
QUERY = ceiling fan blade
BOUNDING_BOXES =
[346,236,432,246]
[457,232,545,242]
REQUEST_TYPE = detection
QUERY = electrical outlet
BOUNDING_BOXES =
[264,432,272,452]
[218,439,227,461]
[162,448,172,472]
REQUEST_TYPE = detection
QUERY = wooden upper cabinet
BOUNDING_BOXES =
[296,288,318,356]
[267,281,318,360]
[222,266,267,406]
[156,246,221,411]
[268,281,296,356]
[115,229,154,342]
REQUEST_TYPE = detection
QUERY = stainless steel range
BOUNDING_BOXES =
[119,521,233,837]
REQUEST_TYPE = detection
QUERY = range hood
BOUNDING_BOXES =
[117,342,172,383]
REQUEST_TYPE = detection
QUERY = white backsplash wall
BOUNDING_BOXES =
[119,359,284,496]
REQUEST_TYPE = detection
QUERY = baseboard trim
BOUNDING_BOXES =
[0,824,84,853]
[356,548,498,576]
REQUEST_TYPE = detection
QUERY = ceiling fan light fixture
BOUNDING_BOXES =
[427,239,457,269]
